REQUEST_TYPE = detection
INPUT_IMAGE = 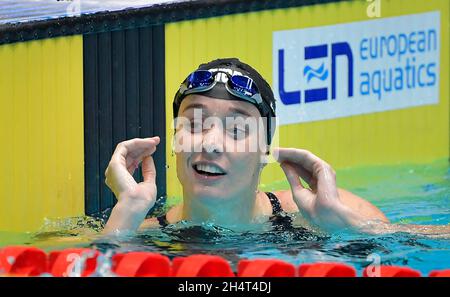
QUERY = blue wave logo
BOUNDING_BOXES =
[303,63,329,83]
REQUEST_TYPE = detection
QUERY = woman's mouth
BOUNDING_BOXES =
[192,162,227,179]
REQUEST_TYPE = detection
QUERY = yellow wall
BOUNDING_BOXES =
[0,35,85,232]
[165,0,449,199]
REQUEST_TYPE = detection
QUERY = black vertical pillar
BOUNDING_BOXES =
[83,33,100,215]
[152,25,167,203]
[98,31,114,212]
[83,25,166,216]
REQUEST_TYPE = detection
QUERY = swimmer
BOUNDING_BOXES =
[103,58,450,237]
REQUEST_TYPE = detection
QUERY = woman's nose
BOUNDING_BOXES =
[202,125,224,154]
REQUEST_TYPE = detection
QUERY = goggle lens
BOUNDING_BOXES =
[229,75,258,97]
[187,70,214,88]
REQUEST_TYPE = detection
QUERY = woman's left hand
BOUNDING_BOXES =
[274,147,364,232]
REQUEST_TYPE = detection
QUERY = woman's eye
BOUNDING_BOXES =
[189,120,203,132]
[227,126,248,139]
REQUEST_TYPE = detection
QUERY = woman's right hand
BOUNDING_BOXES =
[103,137,160,233]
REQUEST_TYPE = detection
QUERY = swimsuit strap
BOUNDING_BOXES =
[266,191,293,230]
[157,214,169,227]
[265,191,283,215]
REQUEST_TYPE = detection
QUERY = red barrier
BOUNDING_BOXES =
[2,245,449,277]
[48,248,100,277]
[363,266,421,277]
[429,269,450,277]
[172,255,235,277]
[112,252,171,277]
[0,246,47,276]
[298,262,357,277]
[238,259,296,277]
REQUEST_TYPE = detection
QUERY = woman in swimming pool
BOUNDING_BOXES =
[103,58,449,236]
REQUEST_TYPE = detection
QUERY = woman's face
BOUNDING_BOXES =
[174,94,267,203]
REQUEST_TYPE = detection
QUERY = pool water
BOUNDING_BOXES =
[1,159,449,276]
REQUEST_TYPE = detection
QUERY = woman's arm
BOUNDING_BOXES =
[274,147,390,232]
[102,137,160,234]
[276,186,450,237]
[325,190,450,237]
[274,147,449,236]
[275,187,389,227]
[358,221,450,237]
[337,188,389,223]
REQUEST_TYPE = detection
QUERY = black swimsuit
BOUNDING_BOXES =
[156,192,291,228]
[266,191,283,215]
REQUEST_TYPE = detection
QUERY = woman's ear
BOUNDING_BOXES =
[259,144,270,164]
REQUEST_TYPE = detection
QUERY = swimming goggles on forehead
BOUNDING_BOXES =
[176,70,275,117]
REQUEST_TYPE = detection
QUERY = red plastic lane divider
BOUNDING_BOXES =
[429,270,450,277]
[48,248,100,277]
[172,255,235,277]
[363,266,421,277]
[0,246,47,276]
[3,246,448,278]
[298,262,357,277]
[112,252,171,277]
[238,259,296,277]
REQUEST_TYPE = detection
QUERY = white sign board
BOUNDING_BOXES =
[273,11,440,125]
